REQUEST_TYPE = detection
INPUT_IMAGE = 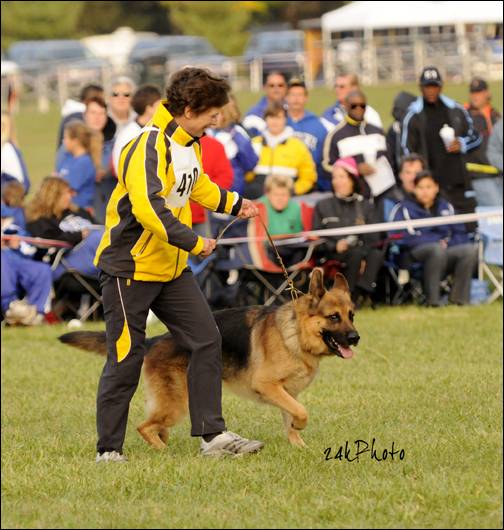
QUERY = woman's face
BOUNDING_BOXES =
[109,83,133,115]
[332,166,355,197]
[265,113,286,136]
[85,102,108,131]
[57,187,73,212]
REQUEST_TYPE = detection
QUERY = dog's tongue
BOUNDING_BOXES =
[339,346,354,359]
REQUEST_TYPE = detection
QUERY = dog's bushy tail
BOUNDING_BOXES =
[59,331,107,356]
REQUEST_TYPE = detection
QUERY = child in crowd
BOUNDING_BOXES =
[391,170,478,306]
[247,102,317,200]
[55,121,99,212]
[258,174,305,267]
[1,181,26,229]
[1,182,53,326]
[312,157,384,305]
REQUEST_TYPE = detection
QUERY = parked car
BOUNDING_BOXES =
[128,35,229,86]
[6,39,107,77]
[244,30,305,81]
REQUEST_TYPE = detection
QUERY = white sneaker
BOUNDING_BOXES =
[200,431,264,457]
[5,300,38,326]
[95,450,128,463]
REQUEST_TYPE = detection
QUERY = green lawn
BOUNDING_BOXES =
[13,81,503,195]
[1,303,502,528]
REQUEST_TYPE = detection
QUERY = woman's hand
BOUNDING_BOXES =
[237,199,259,219]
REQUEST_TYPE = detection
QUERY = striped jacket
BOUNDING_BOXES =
[94,101,242,282]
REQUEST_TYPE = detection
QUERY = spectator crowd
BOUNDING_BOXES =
[2,66,502,325]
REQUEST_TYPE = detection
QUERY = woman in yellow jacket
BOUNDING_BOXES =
[93,68,264,463]
[246,102,317,199]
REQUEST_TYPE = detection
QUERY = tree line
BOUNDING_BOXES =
[1,0,346,57]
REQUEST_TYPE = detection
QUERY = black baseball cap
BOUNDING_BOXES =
[469,77,488,92]
[419,66,443,87]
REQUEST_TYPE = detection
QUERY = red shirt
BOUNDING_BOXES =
[191,134,234,224]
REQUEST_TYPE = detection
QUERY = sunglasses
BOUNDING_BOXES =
[112,92,131,98]
[350,103,366,110]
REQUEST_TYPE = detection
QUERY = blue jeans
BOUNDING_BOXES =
[472,177,503,207]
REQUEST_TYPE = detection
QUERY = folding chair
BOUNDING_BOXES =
[51,246,103,322]
[476,206,503,303]
[24,233,104,323]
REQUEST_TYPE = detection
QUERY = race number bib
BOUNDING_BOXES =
[165,141,200,208]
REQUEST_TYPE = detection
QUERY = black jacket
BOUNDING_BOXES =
[312,193,381,255]
[401,94,481,191]
[26,208,96,262]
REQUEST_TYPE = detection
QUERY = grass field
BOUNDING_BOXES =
[1,303,502,529]
[13,81,503,194]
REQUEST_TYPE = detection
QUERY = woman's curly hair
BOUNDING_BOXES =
[166,67,230,116]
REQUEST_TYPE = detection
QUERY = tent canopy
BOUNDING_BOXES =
[321,1,503,33]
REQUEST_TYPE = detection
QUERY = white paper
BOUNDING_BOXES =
[364,155,396,197]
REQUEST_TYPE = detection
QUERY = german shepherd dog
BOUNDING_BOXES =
[59,268,360,448]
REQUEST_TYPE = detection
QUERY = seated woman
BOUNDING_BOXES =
[24,176,104,281]
[258,174,305,268]
[391,170,478,306]
[312,157,384,305]
[246,102,317,200]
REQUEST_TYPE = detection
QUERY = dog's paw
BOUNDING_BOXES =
[288,430,307,448]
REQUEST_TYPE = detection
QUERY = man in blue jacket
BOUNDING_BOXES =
[242,71,287,137]
[401,66,481,219]
[286,78,331,191]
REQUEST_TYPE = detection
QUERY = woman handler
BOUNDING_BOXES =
[94,68,263,462]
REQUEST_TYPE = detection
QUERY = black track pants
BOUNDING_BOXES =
[96,268,226,453]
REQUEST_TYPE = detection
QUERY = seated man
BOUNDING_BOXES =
[391,170,478,306]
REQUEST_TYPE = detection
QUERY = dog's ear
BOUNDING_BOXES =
[308,267,326,308]
[333,272,350,294]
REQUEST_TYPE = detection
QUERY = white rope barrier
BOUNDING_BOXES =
[216,208,503,247]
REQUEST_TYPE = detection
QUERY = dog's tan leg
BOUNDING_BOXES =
[253,382,308,430]
[281,410,307,448]
[139,367,189,450]
[137,419,168,450]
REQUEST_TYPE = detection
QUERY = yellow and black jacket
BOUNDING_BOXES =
[94,101,242,282]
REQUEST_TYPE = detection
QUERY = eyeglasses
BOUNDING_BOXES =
[267,84,286,88]
[112,92,131,98]
[350,103,366,110]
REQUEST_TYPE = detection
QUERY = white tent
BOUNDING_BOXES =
[321,1,503,34]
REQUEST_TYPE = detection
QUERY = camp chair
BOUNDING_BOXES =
[476,206,503,303]
[27,234,103,322]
